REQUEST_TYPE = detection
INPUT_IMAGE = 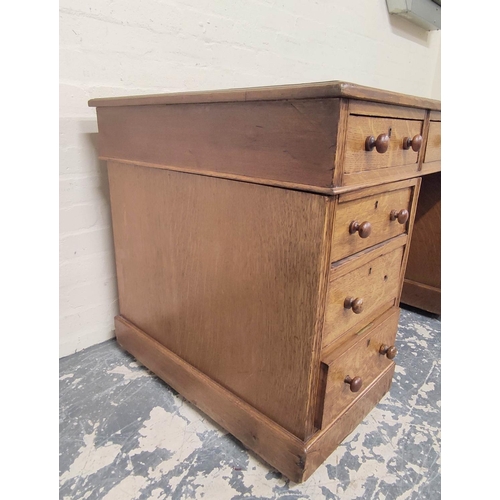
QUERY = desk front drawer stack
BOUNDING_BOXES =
[89,81,440,483]
[314,101,424,449]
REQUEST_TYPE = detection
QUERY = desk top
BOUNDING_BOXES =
[88,80,440,111]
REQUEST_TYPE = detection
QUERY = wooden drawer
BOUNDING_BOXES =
[343,114,423,185]
[424,121,441,163]
[331,180,416,262]
[322,242,404,348]
[317,308,400,428]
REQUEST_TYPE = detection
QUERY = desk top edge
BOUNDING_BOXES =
[88,81,441,110]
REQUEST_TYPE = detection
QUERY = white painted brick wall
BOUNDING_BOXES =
[59,0,441,357]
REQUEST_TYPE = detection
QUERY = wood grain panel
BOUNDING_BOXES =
[332,98,350,187]
[401,280,441,315]
[349,101,426,120]
[429,110,441,121]
[97,99,340,189]
[341,164,422,190]
[393,176,420,312]
[330,236,407,282]
[322,244,404,348]
[108,161,329,439]
[424,122,441,163]
[88,80,441,110]
[116,313,398,483]
[403,173,440,289]
[331,185,412,262]
[98,157,336,196]
[303,363,395,481]
[115,315,307,482]
[420,162,441,175]
[319,308,399,426]
[402,172,441,313]
[337,178,417,202]
[304,197,337,439]
[344,115,423,175]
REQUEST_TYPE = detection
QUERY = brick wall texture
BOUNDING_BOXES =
[59,0,441,356]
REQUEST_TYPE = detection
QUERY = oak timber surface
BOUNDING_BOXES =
[424,121,441,164]
[108,161,329,440]
[348,101,426,120]
[97,99,339,189]
[303,363,395,481]
[331,182,412,262]
[401,172,441,314]
[90,80,441,481]
[404,173,441,289]
[344,116,422,174]
[322,244,404,348]
[88,80,440,110]
[320,309,399,426]
[115,315,306,482]
[113,313,398,484]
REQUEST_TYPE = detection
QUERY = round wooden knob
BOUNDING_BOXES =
[390,209,409,224]
[344,297,364,314]
[402,135,423,152]
[379,344,398,359]
[344,375,363,392]
[349,220,372,238]
[365,133,390,153]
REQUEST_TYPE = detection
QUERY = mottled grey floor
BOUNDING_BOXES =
[60,307,440,499]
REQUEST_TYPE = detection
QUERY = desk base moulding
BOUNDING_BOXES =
[115,314,395,483]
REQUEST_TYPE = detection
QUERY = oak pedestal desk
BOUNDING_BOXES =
[89,82,441,482]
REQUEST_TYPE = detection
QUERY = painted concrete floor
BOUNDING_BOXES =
[59,307,440,500]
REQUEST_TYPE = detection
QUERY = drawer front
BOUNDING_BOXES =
[319,309,400,427]
[322,244,404,348]
[331,186,412,262]
[344,115,423,178]
[424,121,441,163]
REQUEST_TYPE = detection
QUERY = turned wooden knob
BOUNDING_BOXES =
[344,375,363,392]
[390,209,409,224]
[365,133,390,153]
[402,135,423,152]
[349,220,372,238]
[344,297,364,314]
[379,344,398,359]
